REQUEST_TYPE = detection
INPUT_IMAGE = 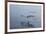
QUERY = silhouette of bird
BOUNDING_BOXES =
[21,15,35,18]
[27,15,35,18]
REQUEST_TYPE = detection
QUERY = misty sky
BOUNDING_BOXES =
[10,4,41,29]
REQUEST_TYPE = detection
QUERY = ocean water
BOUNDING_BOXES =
[9,4,41,29]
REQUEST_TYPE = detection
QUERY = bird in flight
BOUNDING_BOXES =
[21,15,35,18]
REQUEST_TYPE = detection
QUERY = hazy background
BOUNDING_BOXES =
[10,4,41,29]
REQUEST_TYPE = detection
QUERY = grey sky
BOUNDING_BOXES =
[10,4,41,29]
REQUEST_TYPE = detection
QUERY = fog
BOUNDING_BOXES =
[10,4,41,29]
